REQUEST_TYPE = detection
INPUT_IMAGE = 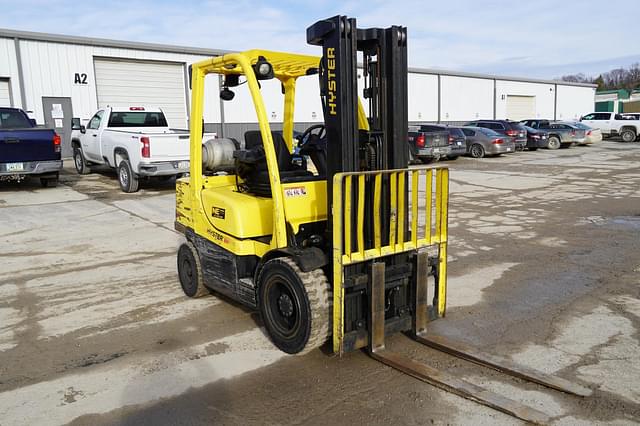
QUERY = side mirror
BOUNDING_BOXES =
[29,119,37,126]
[71,117,82,130]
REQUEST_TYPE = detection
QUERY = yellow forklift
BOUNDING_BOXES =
[175,15,590,424]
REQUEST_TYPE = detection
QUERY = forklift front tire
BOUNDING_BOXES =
[177,242,209,298]
[258,257,331,355]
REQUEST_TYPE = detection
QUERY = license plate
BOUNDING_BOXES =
[457,141,462,145]
[178,161,189,169]
[6,162,24,172]
[433,148,440,153]
[506,148,512,152]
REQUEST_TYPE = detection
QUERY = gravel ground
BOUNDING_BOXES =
[0,139,639,425]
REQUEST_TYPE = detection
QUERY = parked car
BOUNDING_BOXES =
[417,124,467,160]
[460,127,516,158]
[580,112,640,142]
[71,106,217,192]
[463,120,527,150]
[407,126,450,163]
[522,126,548,151]
[570,122,602,145]
[0,107,62,187]
[520,119,585,149]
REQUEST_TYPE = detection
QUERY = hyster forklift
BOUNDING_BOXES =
[175,15,591,424]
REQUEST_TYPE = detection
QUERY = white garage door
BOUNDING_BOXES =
[0,80,11,107]
[94,58,187,128]
[506,95,536,121]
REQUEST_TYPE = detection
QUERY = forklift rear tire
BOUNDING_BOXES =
[177,242,209,298]
[258,257,331,355]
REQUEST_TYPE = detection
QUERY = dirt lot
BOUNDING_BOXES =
[1,140,639,425]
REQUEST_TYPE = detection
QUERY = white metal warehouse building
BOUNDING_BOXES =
[0,28,596,157]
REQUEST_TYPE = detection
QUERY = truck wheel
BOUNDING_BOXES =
[117,159,139,193]
[73,147,91,175]
[621,129,636,142]
[177,241,209,298]
[258,257,331,355]
[40,173,59,188]
[547,136,561,150]
[470,144,485,158]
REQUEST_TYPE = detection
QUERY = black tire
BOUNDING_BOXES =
[177,242,209,298]
[258,257,331,355]
[117,159,139,193]
[469,143,485,158]
[73,146,91,175]
[621,129,636,143]
[547,136,561,150]
[40,173,59,188]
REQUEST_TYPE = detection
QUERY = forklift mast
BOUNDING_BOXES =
[307,15,408,215]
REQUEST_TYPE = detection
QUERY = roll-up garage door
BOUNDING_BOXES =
[0,80,11,107]
[94,58,187,128]
[506,95,536,121]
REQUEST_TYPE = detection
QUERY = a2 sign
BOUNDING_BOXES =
[74,73,88,85]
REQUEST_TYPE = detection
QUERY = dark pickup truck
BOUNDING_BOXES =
[408,126,450,163]
[0,107,62,187]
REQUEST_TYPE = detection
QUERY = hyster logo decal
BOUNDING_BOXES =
[327,48,337,115]
[212,207,225,219]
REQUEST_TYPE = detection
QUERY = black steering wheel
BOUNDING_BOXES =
[298,124,326,149]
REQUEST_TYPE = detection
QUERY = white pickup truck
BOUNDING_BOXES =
[71,106,216,192]
[580,112,640,142]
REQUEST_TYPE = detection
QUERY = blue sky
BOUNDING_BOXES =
[1,0,639,79]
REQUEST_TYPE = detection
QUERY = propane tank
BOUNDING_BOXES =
[202,138,237,171]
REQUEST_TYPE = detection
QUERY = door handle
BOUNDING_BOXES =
[92,134,97,137]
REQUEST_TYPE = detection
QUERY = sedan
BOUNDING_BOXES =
[461,127,516,158]
[522,126,548,150]
[571,122,603,145]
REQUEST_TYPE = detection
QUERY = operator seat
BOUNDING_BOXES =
[235,130,312,197]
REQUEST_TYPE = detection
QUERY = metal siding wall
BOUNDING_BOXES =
[17,40,217,125]
[293,76,323,122]
[0,38,21,107]
[0,79,11,106]
[408,73,438,122]
[440,76,493,122]
[222,78,284,123]
[556,85,596,121]
[495,80,554,120]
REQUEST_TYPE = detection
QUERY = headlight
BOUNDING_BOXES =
[258,63,271,76]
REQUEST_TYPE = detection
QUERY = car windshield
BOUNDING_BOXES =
[0,109,32,129]
[448,128,464,137]
[108,111,168,127]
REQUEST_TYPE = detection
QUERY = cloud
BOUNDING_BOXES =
[0,0,639,78]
